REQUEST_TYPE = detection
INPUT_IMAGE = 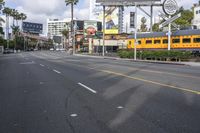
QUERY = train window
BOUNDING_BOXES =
[163,39,168,44]
[146,40,152,44]
[194,38,200,43]
[154,40,161,44]
[129,41,131,45]
[183,38,191,43]
[172,39,180,43]
[137,40,141,45]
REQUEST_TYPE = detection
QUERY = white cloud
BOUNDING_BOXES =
[2,0,199,34]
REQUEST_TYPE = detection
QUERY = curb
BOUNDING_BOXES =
[74,54,187,66]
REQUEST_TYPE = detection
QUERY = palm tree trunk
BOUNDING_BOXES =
[6,15,9,48]
[71,3,75,55]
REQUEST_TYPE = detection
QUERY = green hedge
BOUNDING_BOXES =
[117,50,192,61]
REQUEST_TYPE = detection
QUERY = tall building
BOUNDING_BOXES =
[47,18,71,38]
[193,2,200,29]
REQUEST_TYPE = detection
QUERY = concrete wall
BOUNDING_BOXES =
[93,39,127,49]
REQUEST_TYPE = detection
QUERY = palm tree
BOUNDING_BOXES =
[2,7,12,48]
[11,25,20,49]
[19,13,27,31]
[0,0,4,11]
[10,9,19,26]
[61,29,69,49]
[65,0,78,54]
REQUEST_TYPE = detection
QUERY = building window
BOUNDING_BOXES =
[194,38,200,43]
[183,38,191,43]
[146,40,152,44]
[172,39,180,44]
[196,11,198,14]
[154,40,161,44]
[163,39,168,44]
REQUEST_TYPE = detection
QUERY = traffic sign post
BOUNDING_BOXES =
[160,0,179,51]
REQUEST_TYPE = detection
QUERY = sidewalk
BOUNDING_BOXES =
[74,54,200,67]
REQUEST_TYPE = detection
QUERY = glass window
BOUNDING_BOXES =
[194,38,200,43]
[138,40,141,45]
[154,40,161,44]
[199,10,200,13]
[129,41,131,45]
[183,38,191,43]
[196,11,199,14]
[172,39,180,44]
[163,39,168,44]
[146,40,152,44]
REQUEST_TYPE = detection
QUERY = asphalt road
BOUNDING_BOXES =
[1,51,200,133]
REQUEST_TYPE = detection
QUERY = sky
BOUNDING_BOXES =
[2,0,199,34]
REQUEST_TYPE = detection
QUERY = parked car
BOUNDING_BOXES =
[3,49,14,54]
[50,48,54,51]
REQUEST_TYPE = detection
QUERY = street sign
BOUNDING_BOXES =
[159,12,179,28]
[163,0,178,15]
[159,13,181,28]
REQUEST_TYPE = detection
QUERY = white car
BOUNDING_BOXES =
[50,48,54,51]
[60,48,65,51]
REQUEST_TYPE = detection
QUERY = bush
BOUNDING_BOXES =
[117,50,193,61]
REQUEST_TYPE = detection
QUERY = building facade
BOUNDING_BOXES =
[47,18,71,38]
[193,4,200,29]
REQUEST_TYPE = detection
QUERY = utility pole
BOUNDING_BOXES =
[102,5,105,56]
[168,15,171,51]
[134,3,138,61]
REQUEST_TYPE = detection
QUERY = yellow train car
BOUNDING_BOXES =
[127,30,200,51]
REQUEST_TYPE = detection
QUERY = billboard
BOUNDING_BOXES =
[90,1,119,34]
[96,0,161,4]
[22,22,43,34]
[84,21,97,36]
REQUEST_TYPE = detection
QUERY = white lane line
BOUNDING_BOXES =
[70,114,78,117]
[117,106,124,109]
[53,69,61,74]
[40,64,45,67]
[78,82,97,94]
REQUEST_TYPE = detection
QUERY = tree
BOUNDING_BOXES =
[3,7,12,48]
[11,25,20,49]
[61,29,69,49]
[174,7,194,28]
[152,23,162,32]
[140,17,148,32]
[19,13,27,31]
[10,9,20,26]
[65,0,79,54]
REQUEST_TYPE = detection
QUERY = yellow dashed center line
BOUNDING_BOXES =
[100,70,200,95]
[58,60,200,95]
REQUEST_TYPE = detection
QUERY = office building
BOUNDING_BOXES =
[193,3,200,29]
[47,18,71,38]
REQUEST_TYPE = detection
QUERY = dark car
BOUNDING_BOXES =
[3,49,14,54]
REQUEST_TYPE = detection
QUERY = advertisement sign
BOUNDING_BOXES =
[84,21,97,36]
[22,22,43,34]
[89,0,119,34]
[105,8,119,34]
